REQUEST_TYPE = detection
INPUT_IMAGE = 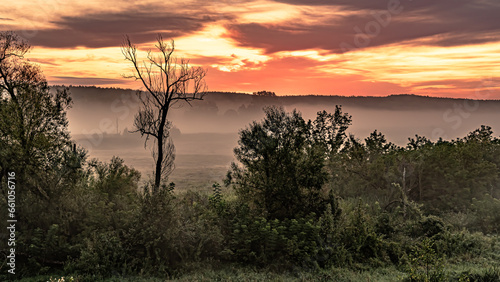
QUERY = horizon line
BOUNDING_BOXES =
[49,84,500,101]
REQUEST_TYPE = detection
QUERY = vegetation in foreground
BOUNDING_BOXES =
[1,31,500,281]
[2,106,500,281]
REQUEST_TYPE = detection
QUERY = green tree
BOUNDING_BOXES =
[0,31,86,277]
[0,31,80,201]
[414,126,499,212]
[227,106,351,219]
[334,130,399,200]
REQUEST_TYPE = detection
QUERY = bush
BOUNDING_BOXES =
[404,238,446,282]
[336,201,389,266]
[470,196,500,234]
[66,231,130,277]
[228,212,322,268]
[456,268,500,282]
[436,229,495,259]
[122,189,226,276]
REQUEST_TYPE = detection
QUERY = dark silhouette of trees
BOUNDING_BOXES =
[227,106,351,219]
[0,31,78,201]
[122,35,207,193]
[252,90,276,97]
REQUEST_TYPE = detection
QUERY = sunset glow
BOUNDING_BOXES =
[2,0,500,98]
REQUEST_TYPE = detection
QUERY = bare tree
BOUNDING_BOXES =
[0,31,31,101]
[121,34,207,193]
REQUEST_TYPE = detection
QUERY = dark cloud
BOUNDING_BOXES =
[226,0,500,54]
[20,11,216,48]
[225,19,448,54]
[7,0,500,57]
[49,76,127,86]
[0,18,14,21]
[28,58,59,66]
[411,79,500,91]
[430,32,500,48]
[272,0,472,11]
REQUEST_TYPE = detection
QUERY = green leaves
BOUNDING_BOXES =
[229,106,351,220]
[229,213,321,267]
[0,32,77,202]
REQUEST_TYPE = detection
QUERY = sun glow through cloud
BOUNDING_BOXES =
[1,0,499,98]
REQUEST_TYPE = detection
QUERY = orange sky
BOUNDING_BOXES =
[1,0,500,98]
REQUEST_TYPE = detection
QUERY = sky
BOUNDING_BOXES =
[1,0,500,98]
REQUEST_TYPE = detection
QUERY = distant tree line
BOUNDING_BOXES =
[252,90,277,97]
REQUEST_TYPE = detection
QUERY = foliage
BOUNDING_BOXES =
[227,106,351,219]
[456,268,500,282]
[469,196,500,234]
[228,212,322,268]
[0,31,79,202]
[332,125,500,218]
[404,238,446,282]
[0,31,87,279]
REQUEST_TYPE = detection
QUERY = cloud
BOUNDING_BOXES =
[205,55,409,95]
[28,58,60,66]
[18,11,218,48]
[225,0,500,54]
[272,0,476,12]
[4,0,499,99]
[49,76,130,86]
[190,55,235,66]
[411,79,493,90]
[225,19,445,54]
[11,0,500,53]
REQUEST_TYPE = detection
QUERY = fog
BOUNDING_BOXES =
[64,86,500,189]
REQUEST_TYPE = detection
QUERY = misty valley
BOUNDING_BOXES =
[68,86,500,191]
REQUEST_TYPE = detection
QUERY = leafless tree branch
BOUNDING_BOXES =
[121,34,207,192]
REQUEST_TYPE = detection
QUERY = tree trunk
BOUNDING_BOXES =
[154,108,168,193]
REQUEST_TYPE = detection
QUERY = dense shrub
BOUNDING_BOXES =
[470,196,500,234]
[456,268,500,282]
[435,230,493,258]
[404,238,446,282]
[228,212,322,268]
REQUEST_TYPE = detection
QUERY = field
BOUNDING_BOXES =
[75,132,238,191]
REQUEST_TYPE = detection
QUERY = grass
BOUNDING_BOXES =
[20,265,407,282]
[19,261,500,282]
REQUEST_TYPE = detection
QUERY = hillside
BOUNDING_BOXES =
[61,86,500,143]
